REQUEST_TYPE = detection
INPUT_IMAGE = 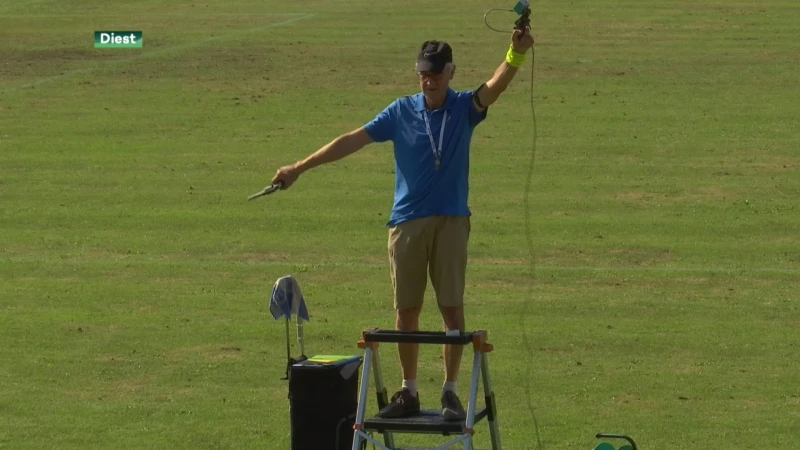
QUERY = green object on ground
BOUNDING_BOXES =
[593,444,616,450]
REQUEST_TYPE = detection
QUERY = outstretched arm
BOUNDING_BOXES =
[271,127,373,189]
[473,26,535,112]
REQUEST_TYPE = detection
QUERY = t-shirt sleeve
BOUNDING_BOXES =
[363,100,398,143]
[462,89,488,127]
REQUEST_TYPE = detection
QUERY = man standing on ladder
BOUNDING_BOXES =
[271,27,534,422]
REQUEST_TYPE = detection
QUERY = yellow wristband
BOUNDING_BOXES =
[505,44,526,67]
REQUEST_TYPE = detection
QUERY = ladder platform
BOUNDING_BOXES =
[363,407,489,435]
[362,329,480,345]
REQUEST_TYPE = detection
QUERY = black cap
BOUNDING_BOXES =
[415,40,453,73]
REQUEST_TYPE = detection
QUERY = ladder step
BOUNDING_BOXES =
[363,407,489,435]
[363,329,476,345]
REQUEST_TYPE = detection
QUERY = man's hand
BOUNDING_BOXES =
[271,163,302,189]
[512,25,534,54]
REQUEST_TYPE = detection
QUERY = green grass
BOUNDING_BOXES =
[1,0,799,449]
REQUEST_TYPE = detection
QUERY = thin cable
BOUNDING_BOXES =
[483,9,544,450]
[521,43,543,450]
[484,9,514,33]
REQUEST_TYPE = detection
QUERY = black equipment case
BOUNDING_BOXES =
[288,355,363,450]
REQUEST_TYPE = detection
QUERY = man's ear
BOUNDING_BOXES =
[449,64,456,80]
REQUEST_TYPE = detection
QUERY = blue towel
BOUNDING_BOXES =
[269,275,310,322]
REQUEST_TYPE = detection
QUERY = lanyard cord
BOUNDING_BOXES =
[423,109,447,168]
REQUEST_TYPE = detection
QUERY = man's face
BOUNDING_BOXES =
[418,65,453,101]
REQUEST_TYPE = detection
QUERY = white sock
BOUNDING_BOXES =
[442,380,457,394]
[402,379,417,396]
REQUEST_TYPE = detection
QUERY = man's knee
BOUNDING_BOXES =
[396,306,422,330]
[439,305,465,331]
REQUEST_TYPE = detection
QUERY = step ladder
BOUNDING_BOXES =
[351,328,501,450]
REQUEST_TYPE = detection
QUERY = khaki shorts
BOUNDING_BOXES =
[387,215,471,310]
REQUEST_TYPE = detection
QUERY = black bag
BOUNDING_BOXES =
[288,355,363,450]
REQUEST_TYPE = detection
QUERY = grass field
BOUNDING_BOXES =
[2,0,799,449]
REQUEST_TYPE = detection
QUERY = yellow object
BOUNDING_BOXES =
[505,44,526,67]
[307,355,354,363]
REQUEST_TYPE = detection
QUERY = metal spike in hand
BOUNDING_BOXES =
[248,181,284,200]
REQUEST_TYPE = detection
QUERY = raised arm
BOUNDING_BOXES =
[271,126,373,189]
[473,26,535,112]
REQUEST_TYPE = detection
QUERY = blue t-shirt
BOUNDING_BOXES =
[363,87,488,226]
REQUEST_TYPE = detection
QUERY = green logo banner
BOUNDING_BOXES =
[94,31,142,48]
